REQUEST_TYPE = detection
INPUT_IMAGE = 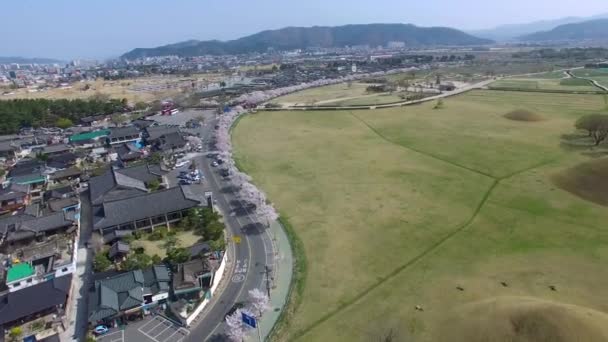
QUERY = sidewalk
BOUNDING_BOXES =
[248,219,293,341]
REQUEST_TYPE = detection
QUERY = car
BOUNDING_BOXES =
[175,160,191,168]
[225,302,245,318]
[207,153,217,159]
[179,179,192,185]
[93,325,109,336]
[211,161,219,167]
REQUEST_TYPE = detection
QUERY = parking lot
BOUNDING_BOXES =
[97,316,189,342]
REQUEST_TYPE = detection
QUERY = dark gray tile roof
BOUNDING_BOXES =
[89,168,147,205]
[115,144,142,161]
[154,132,187,152]
[49,167,81,180]
[89,266,169,323]
[173,259,212,291]
[93,186,199,231]
[48,197,79,212]
[0,211,73,242]
[109,126,140,140]
[109,241,130,259]
[0,274,71,325]
[189,242,211,259]
[103,230,133,244]
[145,126,180,141]
[42,144,71,154]
[115,164,165,184]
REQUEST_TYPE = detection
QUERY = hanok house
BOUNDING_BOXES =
[0,183,30,215]
[108,241,130,262]
[0,274,72,331]
[88,165,197,235]
[88,266,171,326]
[114,143,143,166]
[0,212,77,293]
[172,258,218,301]
[107,126,141,146]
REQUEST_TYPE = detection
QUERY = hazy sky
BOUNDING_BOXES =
[2,0,607,60]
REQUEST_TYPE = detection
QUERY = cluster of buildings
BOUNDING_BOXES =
[0,111,221,339]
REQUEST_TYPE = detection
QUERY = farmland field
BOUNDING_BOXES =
[274,83,375,105]
[233,90,608,341]
[572,68,608,88]
[1,74,223,103]
[321,92,412,106]
[490,78,600,92]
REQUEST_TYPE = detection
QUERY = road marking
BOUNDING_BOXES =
[199,155,256,341]
[153,324,172,338]
[232,273,245,282]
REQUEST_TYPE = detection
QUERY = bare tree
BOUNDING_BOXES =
[575,114,608,145]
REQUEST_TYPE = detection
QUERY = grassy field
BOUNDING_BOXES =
[515,70,568,79]
[490,78,600,92]
[321,92,412,106]
[233,90,608,341]
[274,83,373,105]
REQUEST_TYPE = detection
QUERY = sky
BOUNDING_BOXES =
[2,0,607,60]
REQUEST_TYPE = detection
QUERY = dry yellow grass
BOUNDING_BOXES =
[1,73,223,103]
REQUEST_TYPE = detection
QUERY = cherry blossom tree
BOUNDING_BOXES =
[248,288,271,317]
[225,309,248,342]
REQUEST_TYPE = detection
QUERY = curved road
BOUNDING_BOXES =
[184,113,277,342]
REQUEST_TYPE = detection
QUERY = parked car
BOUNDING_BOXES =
[179,179,192,185]
[211,161,219,167]
[175,160,191,168]
[93,325,109,336]
[225,302,245,318]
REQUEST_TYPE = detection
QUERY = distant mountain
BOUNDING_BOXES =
[122,23,492,59]
[0,56,64,64]
[469,13,608,41]
[519,19,608,42]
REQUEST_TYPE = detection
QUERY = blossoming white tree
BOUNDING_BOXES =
[248,288,271,317]
[225,309,248,342]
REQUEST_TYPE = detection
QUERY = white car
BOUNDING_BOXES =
[175,160,191,168]
[211,161,219,167]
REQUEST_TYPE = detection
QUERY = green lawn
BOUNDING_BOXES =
[132,229,201,258]
[322,92,411,106]
[233,90,608,341]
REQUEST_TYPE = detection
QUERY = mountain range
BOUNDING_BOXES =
[469,13,608,41]
[121,23,492,59]
[519,18,608,42]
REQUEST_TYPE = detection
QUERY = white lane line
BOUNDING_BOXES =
[153,324,172,338]
[201,158,255,341]
[164,329,180,341]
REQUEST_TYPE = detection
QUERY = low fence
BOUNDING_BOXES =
[184,251,228,326]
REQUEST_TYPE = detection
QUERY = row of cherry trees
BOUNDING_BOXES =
[215,67,417,224]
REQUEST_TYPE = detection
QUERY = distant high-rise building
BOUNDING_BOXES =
[387,41,406,49]
[352,63,357,73]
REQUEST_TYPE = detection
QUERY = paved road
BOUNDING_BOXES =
[60,189,94,342]
[181,113,276,341]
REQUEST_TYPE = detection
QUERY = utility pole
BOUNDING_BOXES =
[264,265,272,299]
